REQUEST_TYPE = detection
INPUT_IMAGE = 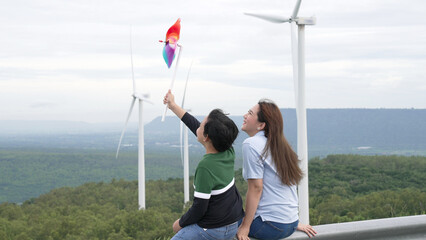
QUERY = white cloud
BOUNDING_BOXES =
[0,0,425,122]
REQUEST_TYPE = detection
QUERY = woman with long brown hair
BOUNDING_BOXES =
[236,99,316,240]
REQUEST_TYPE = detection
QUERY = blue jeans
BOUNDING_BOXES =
[171,221,239,240]
[240,216,298,240]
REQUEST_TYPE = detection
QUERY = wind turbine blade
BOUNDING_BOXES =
[291,22,299,116]
[116,97,136,159]
[130,26,136,94]
[244,12,290,23]
[292,0,302,20]
[180,121,184,166]
[181,60,194,108]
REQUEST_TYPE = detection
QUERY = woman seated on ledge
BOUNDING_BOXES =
[164,90,245,240]
[237,99,317,240]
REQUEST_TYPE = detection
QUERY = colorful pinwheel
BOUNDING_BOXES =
[160,18,183,122]
[162,18,181,68]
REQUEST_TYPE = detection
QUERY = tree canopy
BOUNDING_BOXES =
[1,154,425,239]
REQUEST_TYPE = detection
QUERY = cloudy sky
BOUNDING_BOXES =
[1,0,425,123]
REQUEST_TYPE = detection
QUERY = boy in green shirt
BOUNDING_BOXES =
[163,90,244,240]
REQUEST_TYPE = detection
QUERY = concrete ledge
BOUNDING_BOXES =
[285,215,426,240]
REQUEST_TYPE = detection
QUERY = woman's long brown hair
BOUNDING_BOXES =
[257,99,303,186]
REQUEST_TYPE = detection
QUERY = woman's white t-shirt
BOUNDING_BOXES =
[242,131,299,223]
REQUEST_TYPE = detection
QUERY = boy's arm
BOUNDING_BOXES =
[178,197,209,228]
[181,112,200,136]
[164,90,200,136]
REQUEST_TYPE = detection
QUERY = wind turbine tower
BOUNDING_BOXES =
[180,61,193,204]
[116,28,152,210]
[245,0,315,224]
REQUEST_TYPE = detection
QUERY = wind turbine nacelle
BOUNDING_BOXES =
[296,17,316,25]
[133,93,147,99]
[133,93,153,104]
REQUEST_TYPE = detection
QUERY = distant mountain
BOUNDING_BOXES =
[1,109,425,156]
[282,108,426,153]
[145,108,426,156]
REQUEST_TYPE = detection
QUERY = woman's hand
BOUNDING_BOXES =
[236,225,251,240]
[297,223,317,238]
[172,219,182,233]
[163,89,176,110]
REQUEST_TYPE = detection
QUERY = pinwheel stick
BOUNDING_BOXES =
[161,44,182,122]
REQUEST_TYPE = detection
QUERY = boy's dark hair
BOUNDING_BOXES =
[204,109,239,152]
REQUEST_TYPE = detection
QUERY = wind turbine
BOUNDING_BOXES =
[116,27,152,210]
[180,61,193,204]
[244,0,315,224]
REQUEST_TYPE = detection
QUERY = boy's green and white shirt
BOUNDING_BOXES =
[193,147,236,199]
[178,112,244,229]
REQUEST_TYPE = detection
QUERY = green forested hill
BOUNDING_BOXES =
[0,148,205,203]
[308,155,426,224]
[1,155,425,239]
[0,179,182,240]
